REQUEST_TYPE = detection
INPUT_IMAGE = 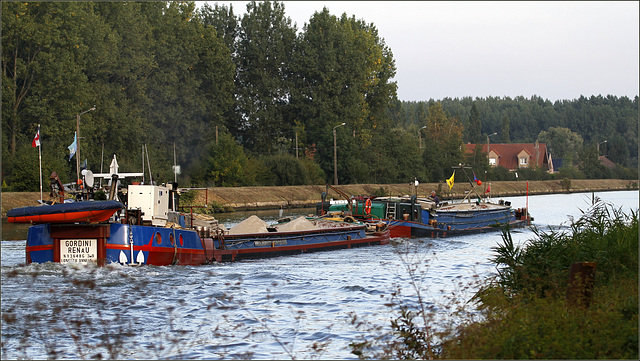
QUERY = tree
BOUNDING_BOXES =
[603,134,629,167]
[500,114,511,143]
[578,144,610,179]
[199,2,238,52]
[192,131,253,187]
[291,7,397,183]
[467,103,482,143]
[422,102,464,182]
[142,1,235,179]
[465,143,489,176]
[235,0,297,154]
[2,1,110,185]
[258,154,309,186]
[537,127,583,167]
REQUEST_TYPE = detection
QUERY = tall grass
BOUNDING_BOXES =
[352,197,638,359]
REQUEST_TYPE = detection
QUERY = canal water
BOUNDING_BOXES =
[1,190,637,359]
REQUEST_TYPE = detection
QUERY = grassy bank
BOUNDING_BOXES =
[2,179,637,216]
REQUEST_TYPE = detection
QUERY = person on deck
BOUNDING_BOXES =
[430,191,440,206]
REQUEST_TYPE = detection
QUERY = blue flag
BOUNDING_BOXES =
[68,132,77,160]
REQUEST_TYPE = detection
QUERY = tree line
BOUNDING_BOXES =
[2,1,637,192]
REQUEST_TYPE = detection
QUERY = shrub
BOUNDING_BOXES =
[179,189,198,205]
[258,154,309,186]
[351,197,639,359]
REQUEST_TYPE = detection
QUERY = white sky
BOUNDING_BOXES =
[200,1,639,102]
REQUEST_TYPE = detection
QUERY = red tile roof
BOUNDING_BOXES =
[465,142,550,171]
[598,156,616,169]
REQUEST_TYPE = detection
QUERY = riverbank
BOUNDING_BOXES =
[2,179,636,216]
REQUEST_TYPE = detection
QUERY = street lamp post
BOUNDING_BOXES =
[76,106,96,182]
[333,122,346,185]
[487,132,497,165]
[418,125,427,149]
[597,140,607,155]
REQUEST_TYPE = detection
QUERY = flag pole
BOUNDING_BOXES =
[526,181,529,225]
[38,124,43,202]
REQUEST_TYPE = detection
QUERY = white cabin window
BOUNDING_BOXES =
[520,157,528,165]
[489,157,496,166]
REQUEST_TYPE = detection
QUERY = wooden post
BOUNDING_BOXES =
[566,262,597,308]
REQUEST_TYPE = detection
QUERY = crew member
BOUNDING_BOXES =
[430,191,440,206]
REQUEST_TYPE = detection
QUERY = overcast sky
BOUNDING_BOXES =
[200,1,639,102]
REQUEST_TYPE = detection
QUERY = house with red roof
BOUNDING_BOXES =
[465,141,554,172]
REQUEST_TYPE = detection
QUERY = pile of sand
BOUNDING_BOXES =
[228,215,269,234]
[274,216,318,232]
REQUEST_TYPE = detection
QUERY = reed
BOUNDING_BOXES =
[351,197,638,359]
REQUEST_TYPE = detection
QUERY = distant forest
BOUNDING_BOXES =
[2,1,638,192]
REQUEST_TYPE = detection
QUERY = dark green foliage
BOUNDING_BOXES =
[464,143,489,175]
[299,158,326,185]
[500,114,510,143]
[401,95,639,170]
[490,199,638,299]
[579,144,611,179]
[258,154,309,186]
[558,165,585,179]
[447,201,639,358]
[466,103,482,143]
[94,190,107,201]
[368,127,426,184]
[2,1,235,189]
[352,197,638,360]
[235,1,297,154]
[538,126,583,165]
[486,163,513,181]
[189,132,253,187]
[421,103,464,183]
[512,167,554,181]
[179,189,198,205]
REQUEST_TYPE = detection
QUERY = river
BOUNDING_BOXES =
[1,190,637,359]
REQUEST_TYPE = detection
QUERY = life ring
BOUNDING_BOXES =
[364,198,372,215]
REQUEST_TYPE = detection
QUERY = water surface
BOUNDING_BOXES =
[1,190,637,359]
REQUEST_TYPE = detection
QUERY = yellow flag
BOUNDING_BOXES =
[446,171,455,190]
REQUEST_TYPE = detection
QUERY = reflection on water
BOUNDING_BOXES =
[1,191,637,359]
[2,219,31,242]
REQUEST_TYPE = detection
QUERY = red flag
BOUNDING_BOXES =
[485,183,491,194]
[32,126,41,147]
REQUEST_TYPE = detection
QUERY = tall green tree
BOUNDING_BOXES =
[537,126,583,166]
[191,131,253,187]
[467,103,482,143]
[142,1,234,179]
[199,2,239,52]
[500,114,510,143]
[422,102,464,182]
[198,3,243,137]
[578,144,610,179]
[2,1,107,185]
[235,0,297,154]
[291,8,396,183]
